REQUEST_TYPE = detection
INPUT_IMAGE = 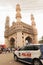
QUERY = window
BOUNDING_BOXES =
[22,33,23,35]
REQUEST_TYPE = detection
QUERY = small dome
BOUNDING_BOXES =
[6,16,9,20]
[31,14,34,20]
[16,4,21,11]
[6,16,10,22]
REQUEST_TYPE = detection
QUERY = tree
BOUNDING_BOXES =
[39,36,43,43]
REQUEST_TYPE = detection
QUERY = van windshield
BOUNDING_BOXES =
[19,45,40,51]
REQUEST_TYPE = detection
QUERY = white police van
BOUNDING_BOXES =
[13,44,43,65]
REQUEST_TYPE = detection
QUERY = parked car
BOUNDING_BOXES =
[13,44,43,65]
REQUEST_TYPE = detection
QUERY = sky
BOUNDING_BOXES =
[0,0,43,44]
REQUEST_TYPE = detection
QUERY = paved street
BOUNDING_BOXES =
[0,52,26,65]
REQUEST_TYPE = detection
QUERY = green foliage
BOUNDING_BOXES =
[39,36,43,43]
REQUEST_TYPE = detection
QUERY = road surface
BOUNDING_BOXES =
[0,52,25,65]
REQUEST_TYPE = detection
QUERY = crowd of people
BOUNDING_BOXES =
[0,46,20,54]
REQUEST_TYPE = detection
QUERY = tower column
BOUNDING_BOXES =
[31,14,38,43]
[31,14,36,28]
[16,4,22,22]
[4,16,10,47]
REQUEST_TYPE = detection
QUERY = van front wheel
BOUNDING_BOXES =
[33,59,42,65]
[14,55,18,61]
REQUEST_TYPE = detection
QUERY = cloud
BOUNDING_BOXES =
[0,0,43,10]
[0,0,43,44]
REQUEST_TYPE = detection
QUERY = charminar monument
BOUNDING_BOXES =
[4,4,38,48]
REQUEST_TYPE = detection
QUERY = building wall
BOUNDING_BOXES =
[5,31,33,48]
[5,38,10,48]
[5,31,38,48]
[33,35,38,44]
[16,32,22,47]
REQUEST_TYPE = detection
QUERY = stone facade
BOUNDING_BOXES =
[4,4,38,48]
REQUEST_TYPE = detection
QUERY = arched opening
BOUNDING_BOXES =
[10,38,15,48]
[25,36,32,44]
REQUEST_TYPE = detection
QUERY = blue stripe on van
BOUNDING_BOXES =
[19,58,32,63]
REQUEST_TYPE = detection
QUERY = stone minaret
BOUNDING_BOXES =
[5,16,10,37]
[4,16,10,47]
[31,14,36,28]
[31,14,38,43]
[16,4,22,22]
[5,16,10,31]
